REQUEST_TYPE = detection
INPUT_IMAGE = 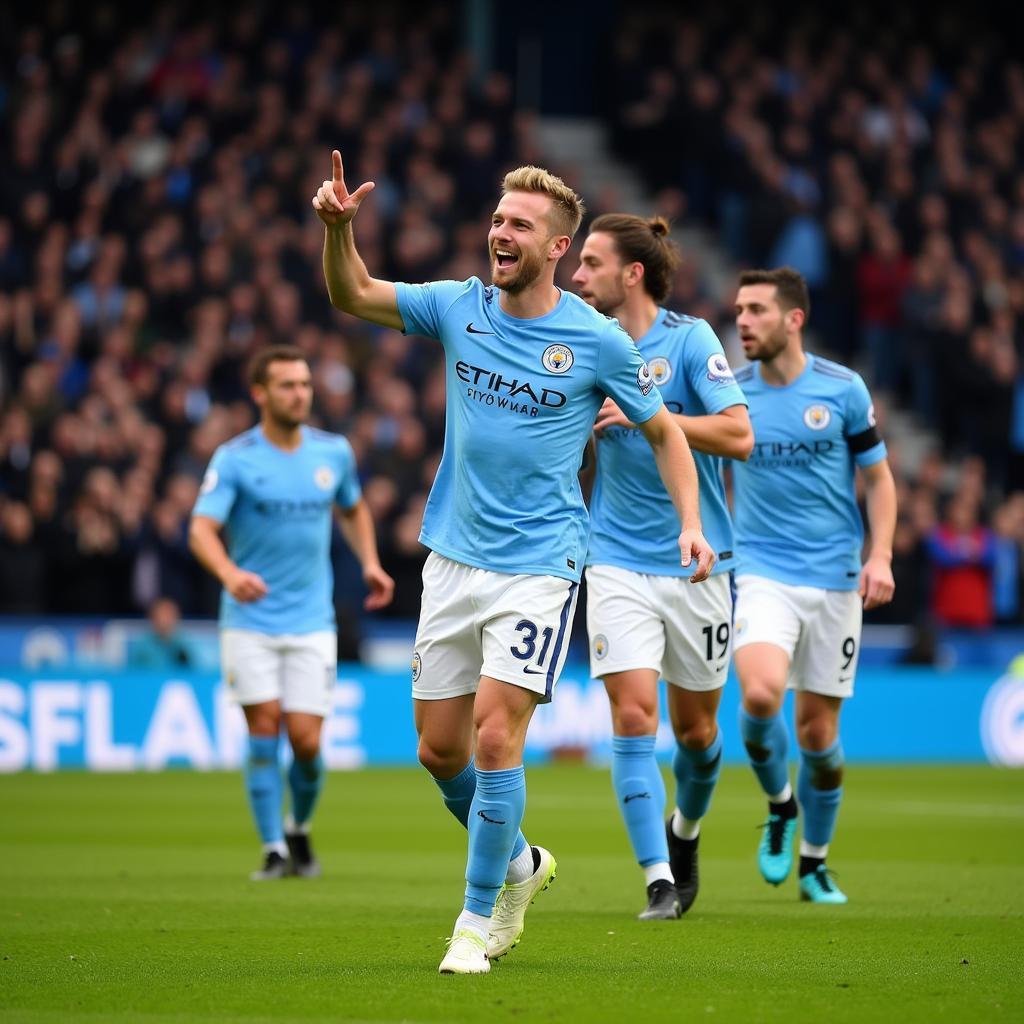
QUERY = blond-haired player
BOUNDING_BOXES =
[312,153,715,972]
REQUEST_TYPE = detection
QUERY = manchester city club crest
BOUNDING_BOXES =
[803,404,832,430]
[593,634,609,660]
[411,651,422,682]
[649,356,673,386]
[314,466,335,490]
[541,344,574,373]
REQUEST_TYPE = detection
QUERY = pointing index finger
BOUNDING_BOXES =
[332,149,343,183]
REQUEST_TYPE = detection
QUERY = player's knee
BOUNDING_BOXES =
[677,719,716,751]
[418,732,474,777]
[473,722,516,770]
[613,701,658,737]
[797,719,838,753]
[416,738,460,778]
[744,690,781,718]
[290,736,320,762]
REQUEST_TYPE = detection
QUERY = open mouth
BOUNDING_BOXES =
[494,248,519,269]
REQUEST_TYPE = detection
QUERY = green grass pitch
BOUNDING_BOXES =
[2,764,1022,1023]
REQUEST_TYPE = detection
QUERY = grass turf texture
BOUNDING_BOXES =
[1,765,1021,1023]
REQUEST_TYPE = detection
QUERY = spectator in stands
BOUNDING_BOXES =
[127,597,197,668]
[0,501,47,613]
[2,1,1024,644]
[925,497,997,629]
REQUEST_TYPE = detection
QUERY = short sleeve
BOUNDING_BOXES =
[394,279,469,341]
[682,319,748,414]
[192,446,238,523]
[596,320,664,425]
[844,374,887,467]
[334,440,362,511]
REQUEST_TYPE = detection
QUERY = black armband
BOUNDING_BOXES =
[846,425,881,454]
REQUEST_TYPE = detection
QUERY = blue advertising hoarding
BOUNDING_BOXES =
[0,666,1021,771]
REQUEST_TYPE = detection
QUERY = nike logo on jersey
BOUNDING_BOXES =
[623,792,651,803]
[466,322,494,334]
[522,666,546,675]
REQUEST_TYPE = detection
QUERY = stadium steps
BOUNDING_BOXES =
[536,118,938,477]
[536,117,736,300]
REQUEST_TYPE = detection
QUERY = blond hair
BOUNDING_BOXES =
[501,166,585,239]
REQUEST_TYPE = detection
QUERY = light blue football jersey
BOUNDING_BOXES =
[395,278,664,581]
[731,354,887,591]
[192,426,362,634]
[587,311,747,576]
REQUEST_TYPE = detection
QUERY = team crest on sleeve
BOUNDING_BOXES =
[803,404,832,430]
[200,468,218,494]
[593,634,609,660]
[541,344,574,373]
[411,651,422,682]
[706,354,736,384]
[314,466,336,490]
[649,357,673,386]
[637,362,654,396]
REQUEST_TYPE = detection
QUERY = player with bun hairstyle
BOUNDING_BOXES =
[574,214,753,919]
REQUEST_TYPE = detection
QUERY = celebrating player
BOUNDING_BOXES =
[312,151,715,973]
[190,346,394,881]
[731,268,897,903]
[573,215,752,919]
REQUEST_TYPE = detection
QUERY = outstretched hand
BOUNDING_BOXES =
[312,150,375,227]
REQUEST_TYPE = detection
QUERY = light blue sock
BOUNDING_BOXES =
[464,766,526,916]
[673,729,723,821]
[432,759,527,860]
[798,741,844,846]
[287,753,324,829]
[611,735,667,868]
[246,734,283,844]
[739,708,790,797]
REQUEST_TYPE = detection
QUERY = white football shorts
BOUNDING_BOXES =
[220,629,338,716]
[732,574,863,698]
[412,551,580,703]
[585,564,734,691]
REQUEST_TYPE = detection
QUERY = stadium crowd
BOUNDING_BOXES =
[0,3,1021,644]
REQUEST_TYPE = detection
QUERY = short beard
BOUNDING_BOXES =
[267,407,306,430]
[591,281,628,317]
[493,250,544,295]
[748,324,788,362]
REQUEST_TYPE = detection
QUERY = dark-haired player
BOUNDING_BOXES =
[732,268,896,903]
[574,215,752,919]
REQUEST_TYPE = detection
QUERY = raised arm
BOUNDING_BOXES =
[313,150,404,331]
[637,405,716,582]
